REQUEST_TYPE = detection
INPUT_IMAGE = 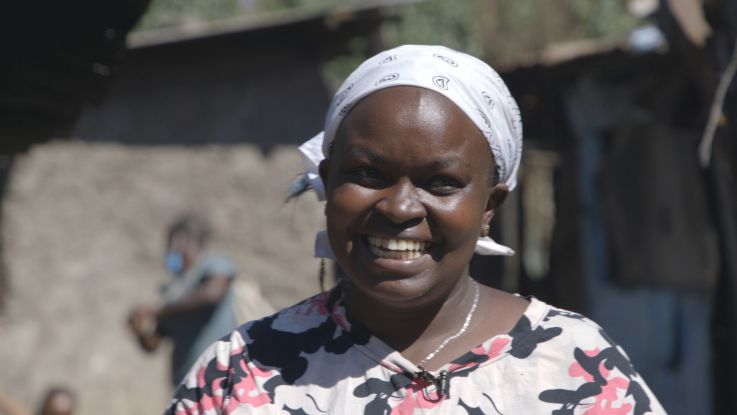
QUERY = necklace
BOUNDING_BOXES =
[416,279,480,369]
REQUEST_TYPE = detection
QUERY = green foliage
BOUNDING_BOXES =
[481,0,639,65]
[319,0,484,91]
[135,0,339,31]
[569,0,640,39]
[258,0,336,12]
[382,0,484,56]
[136,0,241,30]
[492,0,637,40]
[134,0,640,84]
[136,0,638,49]
[321,38,370,92]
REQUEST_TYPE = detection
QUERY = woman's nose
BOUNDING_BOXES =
[374,179,426,224]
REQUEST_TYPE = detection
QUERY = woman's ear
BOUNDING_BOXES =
[482,183,509,226]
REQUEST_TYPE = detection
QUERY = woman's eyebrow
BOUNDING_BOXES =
[342,145,384,164]
[343,145,474,172]
[426,158,474,173]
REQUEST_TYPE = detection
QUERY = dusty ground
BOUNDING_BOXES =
[0,141,325,414]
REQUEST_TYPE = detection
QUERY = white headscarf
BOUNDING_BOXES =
[296,45,523,258]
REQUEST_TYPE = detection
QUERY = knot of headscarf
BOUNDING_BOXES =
[296,44,523,258]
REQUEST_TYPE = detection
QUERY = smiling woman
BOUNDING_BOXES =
[323,87,501,311]
[165,45,666,415]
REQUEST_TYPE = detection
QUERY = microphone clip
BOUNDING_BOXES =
[413,367,450,400]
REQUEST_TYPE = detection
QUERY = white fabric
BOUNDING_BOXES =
[299,44,523,258]
[298,132,327,201]
[313,229,335,260]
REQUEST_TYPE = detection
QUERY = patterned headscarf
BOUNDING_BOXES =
[295,45,523,258]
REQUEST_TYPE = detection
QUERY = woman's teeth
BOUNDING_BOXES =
[366,236,430,260]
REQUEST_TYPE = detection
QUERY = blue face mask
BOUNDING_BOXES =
[165,251,184,276]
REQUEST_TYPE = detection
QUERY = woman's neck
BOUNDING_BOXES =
[342,276,477,357]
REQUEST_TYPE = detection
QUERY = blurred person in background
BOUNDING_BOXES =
[128,214,238,387]
[0,387,75,415]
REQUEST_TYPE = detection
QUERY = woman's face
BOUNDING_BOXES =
[321,86,507,307]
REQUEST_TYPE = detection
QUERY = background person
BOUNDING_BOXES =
[128,214,238,387]
[0,387,75,415]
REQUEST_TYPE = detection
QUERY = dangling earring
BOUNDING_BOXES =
[318,258,326,292]
[481,224,490,237]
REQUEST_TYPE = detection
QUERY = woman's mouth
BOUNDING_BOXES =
[366,236,431,260]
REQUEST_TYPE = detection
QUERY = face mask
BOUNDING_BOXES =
[165,251,184,276]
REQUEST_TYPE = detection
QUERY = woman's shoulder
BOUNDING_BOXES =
[182,290,340,365]
[484,293,635,367]
[513,297,618,351]
[503,297,667,414]
[504,296,651,392]
[537,300,621,345]
[237,288,341,336]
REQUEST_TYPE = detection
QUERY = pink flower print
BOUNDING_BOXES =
[193,364,227,413]
[171,400,198,415]
[568,348,633,415]
[580,376,632,415]
[569,348,608,382]
[391,381,445,415]
[300,294,331,316]
[330,298,350,330]
[449,336,511,371]
[223,362,273,413]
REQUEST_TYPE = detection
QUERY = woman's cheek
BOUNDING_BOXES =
[330,185,364,215]
[431,197,485,248]
[326,185,370,241]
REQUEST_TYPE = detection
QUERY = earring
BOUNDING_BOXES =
[481,224,490,237]
[318,258,326,292]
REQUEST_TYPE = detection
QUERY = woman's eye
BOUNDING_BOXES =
[426,177,463,194]
[346,167,386,185]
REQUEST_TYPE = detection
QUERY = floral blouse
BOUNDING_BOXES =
[165,287,666,414]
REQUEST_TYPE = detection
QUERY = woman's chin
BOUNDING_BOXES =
[349,257,440,305]
[353,277,434,306]
[337,236,463,307]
